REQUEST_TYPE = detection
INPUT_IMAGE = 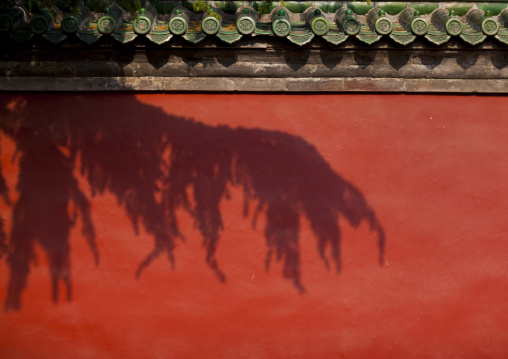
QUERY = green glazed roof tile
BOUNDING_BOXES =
[217,21,242,44]
[377,2,408,16]
[357,23,382,44]
[284,1,313,13]
[183,21,207,43]
[460,32,487,45]
[390,32,417,45]
[146,32,172,44]
[77,32,101,44]
[322,26,349,45]
[111,32,137,43]
[111,20,137,43]
[499,25,508,35]
[468,10,499,35]
[347,2,375,16]
[288,31,315,46]
[496,23,508,44]
[115,21,134,34]
[217,30,242,43]
[214,1,244,14]
[254,21,273,35]
[478,3,507,16]
[202,15,221,35]
[460,23,487,44]
[316,2,345,14]
[9,29,33,43]
[445,3,473,16]
[390,23,417,45]
[410,3,440,15]
[43,29,67,44]
[495,33,508,44]
[425,23,451,45]
[152,20,170,34]
[2,2,508,48]
[425,32,451,45]
[77,19,102,44]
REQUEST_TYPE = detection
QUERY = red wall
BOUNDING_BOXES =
[1,94,508,358]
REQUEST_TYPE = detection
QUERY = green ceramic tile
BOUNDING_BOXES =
[410,3,439,15]
[288,31,315,46]
[147,33,173,44]
[347,2,374,16]
[460,32,486,45]
[316,2,344,14]
[183,30,207,44]
[323,31,348,45]
[285,1,312,13]
[43,31,68,45]
[9,29,33,43]
[77,31,101,44]
[478,3,507,16]
[217,30,242,44]
[215,1,244,14]
[377,2,408,16]
[62,7,90,34]
[445,3,473,17]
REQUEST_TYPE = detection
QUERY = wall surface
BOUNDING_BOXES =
[1,93,508,358]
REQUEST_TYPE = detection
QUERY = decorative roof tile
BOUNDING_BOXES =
[1,1,508,47]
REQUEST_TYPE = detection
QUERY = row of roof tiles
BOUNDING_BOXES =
[2,2,508,47]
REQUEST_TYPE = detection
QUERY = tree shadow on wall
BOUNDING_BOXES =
[0,141,10,265]
[0,94,385,310]
[0,108,98,311]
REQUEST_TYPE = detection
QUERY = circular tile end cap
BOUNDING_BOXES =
[62,15,79,34]
[236,15,255,35]
[272,18,290,37]
[411,17,429,36]
[446,18,463,36]
[133,15,152,35]
[98,15,116,34]
[30,15,49,34]
[201,16,220,35]
[311,17,329,36]
[169,16,187,35]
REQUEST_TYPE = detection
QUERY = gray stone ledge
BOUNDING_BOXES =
[2,77,508,93]
[3,46,507,80]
